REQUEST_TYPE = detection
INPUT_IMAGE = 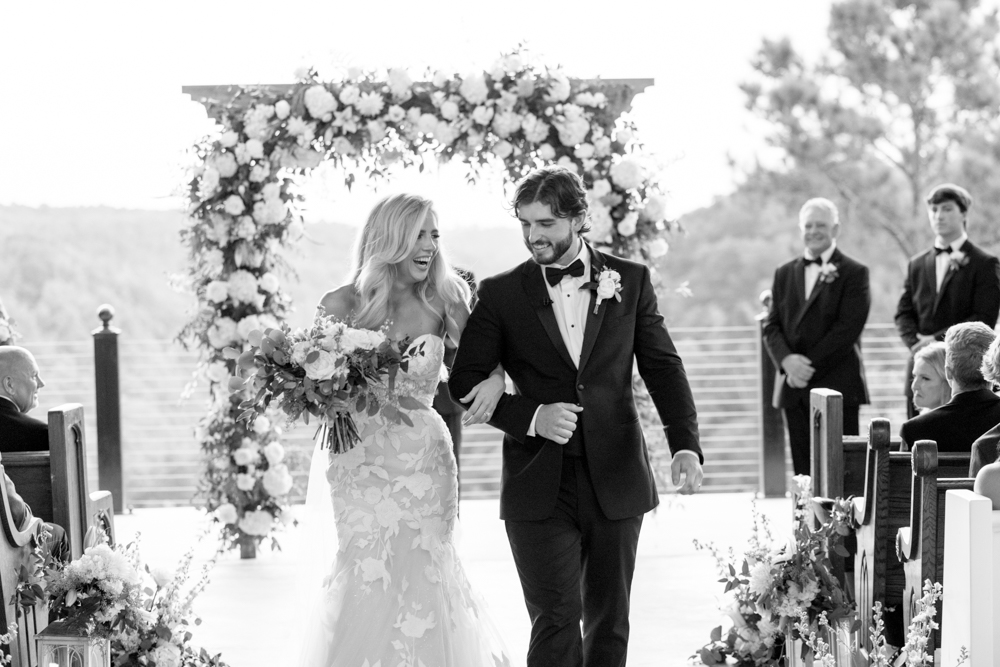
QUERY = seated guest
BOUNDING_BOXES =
[900,322,1000,451]
[0,346,48,452]
[910,342,951,414]
[969,336,1000,477]
[1,463,69,562]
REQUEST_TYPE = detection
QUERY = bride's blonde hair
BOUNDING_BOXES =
[350,194,470,330]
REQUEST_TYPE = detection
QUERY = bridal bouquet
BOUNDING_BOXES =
[226,311,427,452]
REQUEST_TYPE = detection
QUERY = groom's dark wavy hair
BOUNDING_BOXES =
[512,166,592,234]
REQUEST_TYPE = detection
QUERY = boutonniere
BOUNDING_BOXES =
[580,268,622,314]
[949,249,970,272]
[818,263,839,284]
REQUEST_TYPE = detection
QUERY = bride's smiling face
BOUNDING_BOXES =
[398,214,440,284]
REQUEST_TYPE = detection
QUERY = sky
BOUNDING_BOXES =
[0,0,832,227]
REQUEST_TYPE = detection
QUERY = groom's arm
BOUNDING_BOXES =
[632,266,702,462]
[449,280,539,443]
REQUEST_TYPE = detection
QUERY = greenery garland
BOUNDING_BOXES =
[180,48,679,550]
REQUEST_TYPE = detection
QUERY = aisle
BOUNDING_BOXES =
[114,493,794,667]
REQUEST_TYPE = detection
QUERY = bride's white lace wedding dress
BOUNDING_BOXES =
[299,333,511,667]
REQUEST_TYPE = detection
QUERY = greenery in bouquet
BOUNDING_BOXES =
[227,312,428,453]
[693,477,857,666]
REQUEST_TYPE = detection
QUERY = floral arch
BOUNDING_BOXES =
[181,51,677,554]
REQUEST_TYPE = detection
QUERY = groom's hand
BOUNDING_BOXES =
[535,403,584,444]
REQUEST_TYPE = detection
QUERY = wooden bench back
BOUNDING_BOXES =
[0,452,52,523]
[0,465,48,666]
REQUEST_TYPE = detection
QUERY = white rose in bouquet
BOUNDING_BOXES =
[204,280,229,303]
[537,143,556,161]
[641,194,668,222]
[151,643,181,667]
[226,270,260,304]
[243,105,275,141]
[593,136,612,157]
[305,349,339,380]
[492,110,523,139]
[236,315,261,342]
[433,121,459,146]
[339,84,361,106]
[263,441,285,466]
[263,464,294,497]
[341,327,377,352]
[207,318,238,349]
[291,341,312,365]
[204,361,229,384]
[493,140,514,159]
[257,314,280,332]
[245,138,264,160]
[471,105,494,126]
[258,272,279,293]
[417,113,439,135]
[648,237,669,258]
[212,152,238,178]
[574,143,595,159]
[275,99,291,120]
[149,565,175,589]
[249,163,269,183]
[220,131,239,148]
[261,181,281,202]
[609,158,645,190]
[215,503,238,524]
[544,72,571,102]
[233,447,258,466]
[588,204,614,242]
[439,100,459,120]
[236,473,256,491]
[304,85,337,119]
[521,115,550,144]
[356,91,385,117]
[252,415,271,434]
[234,143,251,165]
[223,195,245,216]
[239,509,274,536]
[460,72,489,104]
[388,68,413,99]
[233,216,256,240]
[590,179,612,199]
[555,117,590,147]
[617,212,639,237]
[385,104,406,123]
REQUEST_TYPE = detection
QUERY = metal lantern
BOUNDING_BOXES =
[36,616,110,667]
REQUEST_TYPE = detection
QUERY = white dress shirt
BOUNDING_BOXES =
[934,232,968,292]
[804,241,837,300]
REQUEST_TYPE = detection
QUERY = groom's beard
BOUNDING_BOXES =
[525,233,575,266]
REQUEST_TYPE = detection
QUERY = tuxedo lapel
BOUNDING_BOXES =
[520,261,576,370]
[933,240,968,317]
[791,256,820,332]
[577,245,608,373]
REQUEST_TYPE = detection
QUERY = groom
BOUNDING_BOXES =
[450,166,703,667]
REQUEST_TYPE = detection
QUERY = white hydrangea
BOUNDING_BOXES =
[258,272,279,293]
[304,85,337,119]
[574,143,595,159]
[151,643,181,667]
[263,464,294,497]
[537,143,556,161]
[471,105,494,126]
[439,100,459,120]
[459,72,489,104]
[226,270,259,304]
[521,115,550,143]
[433,121,459,146]
[617,212,639,237]
[338,84,361,106]
[207,317,238,349]
[417,113,439,135]
[367,120,387,143]
[201,248,224,277]
[236,473,256,491]
[609,158,645,190]
[249,163,269,183]
[263,441,285,466]
[555,116,590,147]
[590,179,612,199]
[223,195,245,216]
[232,216,256,240]
[212,152,238,179]
[204,280,229,303]
[204,361,229,384]
[215,503,238,524]
[489,110,521,139]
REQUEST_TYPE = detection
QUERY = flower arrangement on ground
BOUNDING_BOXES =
[228,312,427,453]
[693,477,857,666]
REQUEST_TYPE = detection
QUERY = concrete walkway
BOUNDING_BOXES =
[114,492,795,667]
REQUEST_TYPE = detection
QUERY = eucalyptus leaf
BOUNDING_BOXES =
[222,347,240,360]
[248,329,264,347]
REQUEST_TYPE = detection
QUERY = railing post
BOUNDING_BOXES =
[756,291,787,497]
[93,304,124,513]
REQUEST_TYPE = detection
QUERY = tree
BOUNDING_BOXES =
[742,0,1000,258]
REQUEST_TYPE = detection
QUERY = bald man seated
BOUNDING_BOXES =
[0,346,48,453]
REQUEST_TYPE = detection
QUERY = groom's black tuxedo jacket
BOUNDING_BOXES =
[0,399,49,453]
[895,239,1000,348]
[762,248,870,407]
[449,246,701,522]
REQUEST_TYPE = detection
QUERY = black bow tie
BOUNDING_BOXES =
[803,257,823,266]
[545,259,585,286]
[934,245,951,255]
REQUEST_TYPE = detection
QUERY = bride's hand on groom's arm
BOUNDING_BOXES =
[461,374,506,425]
[535,403,583,445]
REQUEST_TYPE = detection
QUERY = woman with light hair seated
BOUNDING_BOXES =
[969,336,1000,476]
[910,342,951,414]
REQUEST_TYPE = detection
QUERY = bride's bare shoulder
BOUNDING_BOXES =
[318,285,358,320]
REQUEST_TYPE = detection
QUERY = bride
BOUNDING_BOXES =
[298,193,511,666]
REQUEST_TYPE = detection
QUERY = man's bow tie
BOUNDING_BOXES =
[803,257,823,266]
[545,259,585,286]
[934,245,951,255]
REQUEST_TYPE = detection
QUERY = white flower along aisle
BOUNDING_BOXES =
[181,50,679,555]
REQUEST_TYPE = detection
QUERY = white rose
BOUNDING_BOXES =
[290,341,312,365]
[236,315,261,342]
[642,194,668,222]
[236,473,256,491]
[253,415,271,433]
[226,270,260,304]
[555,116,590,147]
[388,68,413,99]
[220,131,239,148]
[432,70,449,87]
[338,84,360,106]
[574,143,595,159]
[617,212,638,237]
[257,314,280,332]
[304,350,339,380]
[304,85,337,119]
[544,73,571,102]
[238,509,273,536]
[471,105,494,126]
[223,195,245,216]
[243,139,264,161]
[537,143,556,161]
[263,464,294,497]
[204,361,229,384]
[433,121,459,146]
[417,113,439,135]
[439,100,459,120]
[609,159,645,190]
[385,104,406,123]
[149,565,174,589]
[275,100,290,120]
[212,152,238,178]
[590,179,612,199]
[493,140,514,159]
[151,644,181,667]
[521,115,550,143]
[233,447,258,466]
[356,91,385,117]
[207,317,238,349]
[205,280,228,303]
[459,72,489,104]
[648,237,670,258]
[491,110,523,138]
[593,136,612,157]
[263,441,285,466]
[249,163,269,183]
[615,127,634,145]
[215,503,238,524]
[258,272,279,293]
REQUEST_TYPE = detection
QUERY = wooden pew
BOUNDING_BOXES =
[940,489,999,666]
[896,441,975,657]
[852,425,970,651]
[3,404,115,559]
[0,465,48,667]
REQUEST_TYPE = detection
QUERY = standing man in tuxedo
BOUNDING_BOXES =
[0,346,49,452]
[763,198,870,476]
[896,184,1000,418]
[450,166,702,667]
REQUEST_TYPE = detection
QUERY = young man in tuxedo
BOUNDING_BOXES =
[449,166,702,667]
[896,184,1000,418]
[0,346,48,452]
[763,198,870,476]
